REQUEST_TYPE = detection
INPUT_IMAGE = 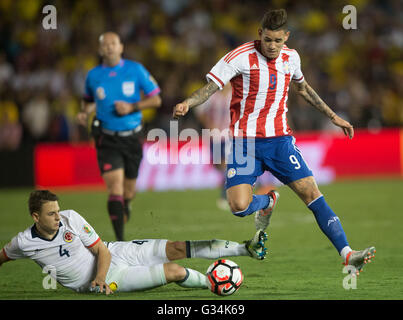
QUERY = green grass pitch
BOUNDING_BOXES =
[0,179,402,300]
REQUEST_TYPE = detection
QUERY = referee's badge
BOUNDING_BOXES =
[96,87,106,100]
[122,81,135,96]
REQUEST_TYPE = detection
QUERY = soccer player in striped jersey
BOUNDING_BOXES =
[173,9,375,274]
[0,190,268,295]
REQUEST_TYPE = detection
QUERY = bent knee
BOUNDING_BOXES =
[164,263,186,283]
[228,198,251,213]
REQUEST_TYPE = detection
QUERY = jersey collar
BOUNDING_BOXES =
[31,222,63,241]
[102,58,125,70]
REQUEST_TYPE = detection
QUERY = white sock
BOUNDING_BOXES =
[340,246,352,261]
[118,264,167,292]
[176,268,207,288]
[188,239,249,259]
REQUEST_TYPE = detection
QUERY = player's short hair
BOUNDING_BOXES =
[261,9,288,31]
[29,190,59,215]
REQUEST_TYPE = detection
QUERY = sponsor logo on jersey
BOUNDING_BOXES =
[63,231,74,243]
[227,168,236,178]
[83,224,93,236]
[122,81,135,96]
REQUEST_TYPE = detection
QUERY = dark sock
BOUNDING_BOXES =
[107,195,125,241]
[124,198,132,222]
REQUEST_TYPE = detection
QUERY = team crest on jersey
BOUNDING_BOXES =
[283,61,290,74]
[122,81,135,96]
[63,231,74,243]
[227,168,236,178]
[96,87,106,100]
[83,224,93,236]
[282,53,290,74]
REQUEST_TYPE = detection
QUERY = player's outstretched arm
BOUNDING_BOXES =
[293,80,354,139]
[173,81,219,119]
[88,241,113,295]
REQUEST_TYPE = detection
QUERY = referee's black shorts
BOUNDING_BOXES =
[94,131,143,179]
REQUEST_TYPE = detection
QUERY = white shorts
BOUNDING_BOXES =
[104,239,170,292]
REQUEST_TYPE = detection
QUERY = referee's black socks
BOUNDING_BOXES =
[107,195,125,241]
[124,198,132,222]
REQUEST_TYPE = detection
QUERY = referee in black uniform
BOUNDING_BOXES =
[77,32,161,240]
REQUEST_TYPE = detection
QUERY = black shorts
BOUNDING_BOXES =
[94,132,143,179]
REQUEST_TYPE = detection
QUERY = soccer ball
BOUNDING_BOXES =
[206,259,243,296]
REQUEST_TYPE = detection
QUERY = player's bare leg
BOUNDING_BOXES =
[161,262,207,288]
[165,241,187,260]
[226,184,253,213]
[102,168,125,241]
[103,168,125,195]
[163,262,187,282]
[227,184,278,235]
[287,176,322,205]
[123,177,137,223]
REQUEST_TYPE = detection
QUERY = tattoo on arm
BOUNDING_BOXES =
[184,81,219,109]
[296,82,336,120]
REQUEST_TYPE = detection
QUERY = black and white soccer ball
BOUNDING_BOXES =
[206,259,243,296]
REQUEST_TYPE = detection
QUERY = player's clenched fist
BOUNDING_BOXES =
[173,102,190,119]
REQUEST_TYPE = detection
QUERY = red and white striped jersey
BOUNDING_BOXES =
[206,40,304,138]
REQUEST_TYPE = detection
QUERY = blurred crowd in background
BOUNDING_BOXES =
[0,0,402,151]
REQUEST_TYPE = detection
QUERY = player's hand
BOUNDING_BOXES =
[173,102,190,119]
[331,115,354,139]
[91,278,113,295]
[115,101,135,116]
[76,112,89,126]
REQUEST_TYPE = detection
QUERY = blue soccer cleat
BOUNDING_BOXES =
[245,230,268,260]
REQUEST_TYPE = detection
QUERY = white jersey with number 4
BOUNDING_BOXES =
[206,40,304,138]
[2,210,101,291]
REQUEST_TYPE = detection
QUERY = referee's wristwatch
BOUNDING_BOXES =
[132,103,140,113]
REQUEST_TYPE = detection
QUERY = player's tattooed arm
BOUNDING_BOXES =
[294,80,354,139]
[294,81,337,120]
[173,81,219,118]
[185,81,219,109]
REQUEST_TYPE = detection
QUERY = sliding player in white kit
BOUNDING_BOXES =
[0,190,267,295]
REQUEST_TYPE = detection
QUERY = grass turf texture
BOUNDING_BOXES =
[0,179,402,300]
